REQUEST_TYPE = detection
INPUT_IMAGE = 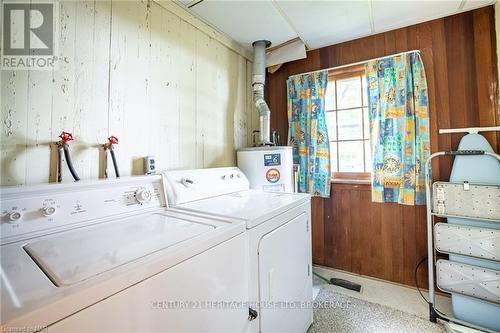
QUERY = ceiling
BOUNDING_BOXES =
[177,0,496,51]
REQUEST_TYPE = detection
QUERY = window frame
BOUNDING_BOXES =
[326,64,371,181]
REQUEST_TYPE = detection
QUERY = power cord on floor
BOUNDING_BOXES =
[415,257,430,304]
[313,271,331,284]
[315,259,430,301]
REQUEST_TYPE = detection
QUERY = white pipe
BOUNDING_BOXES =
[439,126,500,134]
[253,40,273,146]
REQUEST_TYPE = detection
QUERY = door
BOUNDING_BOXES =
[258,213,313,333]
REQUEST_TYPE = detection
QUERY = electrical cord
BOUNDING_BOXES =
[313,271,331,284]
[415,257,430,304]
[315,259,430,303]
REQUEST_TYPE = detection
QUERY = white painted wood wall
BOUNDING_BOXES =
[1,0,259,186]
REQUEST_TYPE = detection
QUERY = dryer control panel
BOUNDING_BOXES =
[163,167,249,205]
[0,176,165,244]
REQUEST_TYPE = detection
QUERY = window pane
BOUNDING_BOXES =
[364,139,371,173]
[363,107,369,139]
[325,80,336,110]
[329,142,338,172]
[325,111,337,141]
[362,75,368,107]
[338,141,364,172]
[337,108,363,140]
[337,76,362,109]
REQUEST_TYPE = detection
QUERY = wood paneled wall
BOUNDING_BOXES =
[1,0,258,186]
[311,188,429,287]
[267,6,499,287]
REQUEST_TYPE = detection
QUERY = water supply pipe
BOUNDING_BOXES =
[103,136,120,178]
[56,131,80,182]
[252,40,273,146]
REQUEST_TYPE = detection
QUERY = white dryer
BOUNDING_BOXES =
[163,167,313,333]
[1,176,249,332]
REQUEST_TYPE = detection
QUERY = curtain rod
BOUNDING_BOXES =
[287,49,421,79]
[439,126,500,134]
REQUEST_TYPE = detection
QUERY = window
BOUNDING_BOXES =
[325,65,371,178]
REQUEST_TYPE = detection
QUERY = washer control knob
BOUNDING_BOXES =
[41,206,57,217]
[7,211,23,223]
[135,189,152,204]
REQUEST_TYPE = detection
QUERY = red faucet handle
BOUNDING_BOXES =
[59,131,74,143]
[108,136,119,145]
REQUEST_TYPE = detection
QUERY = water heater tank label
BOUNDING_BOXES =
[266,168,281,183]
[264,154,281,166]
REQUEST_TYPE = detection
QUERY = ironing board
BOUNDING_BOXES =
[425,133,500,333]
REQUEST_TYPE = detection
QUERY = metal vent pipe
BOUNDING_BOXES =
[252,40,272,146]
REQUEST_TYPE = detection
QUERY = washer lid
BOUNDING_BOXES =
[24,213,214,286]
[176,190,309,228]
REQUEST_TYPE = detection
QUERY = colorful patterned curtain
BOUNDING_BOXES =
[287,71,331,198]
[365,52,430,205]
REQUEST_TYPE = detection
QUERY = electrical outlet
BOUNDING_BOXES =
[144,156,156,175]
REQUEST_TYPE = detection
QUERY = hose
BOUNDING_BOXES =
[109,148,120,178]
[57,146,63,183]
[63,145,80,181]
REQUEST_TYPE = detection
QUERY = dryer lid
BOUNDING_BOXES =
[24,212,214,286]
[176,190,309,228]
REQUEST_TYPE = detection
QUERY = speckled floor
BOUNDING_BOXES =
[308,288,446,333]
[312,266,453,320]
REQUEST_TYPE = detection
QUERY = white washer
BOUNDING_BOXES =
[163,167,313,333]
[1,176,249,332]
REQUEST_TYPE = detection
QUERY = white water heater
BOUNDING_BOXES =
[237,146,294,193]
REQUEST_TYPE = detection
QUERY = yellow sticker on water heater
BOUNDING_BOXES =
[266,168,280,183]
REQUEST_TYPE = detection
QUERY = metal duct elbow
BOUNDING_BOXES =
[252,40,272,146]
